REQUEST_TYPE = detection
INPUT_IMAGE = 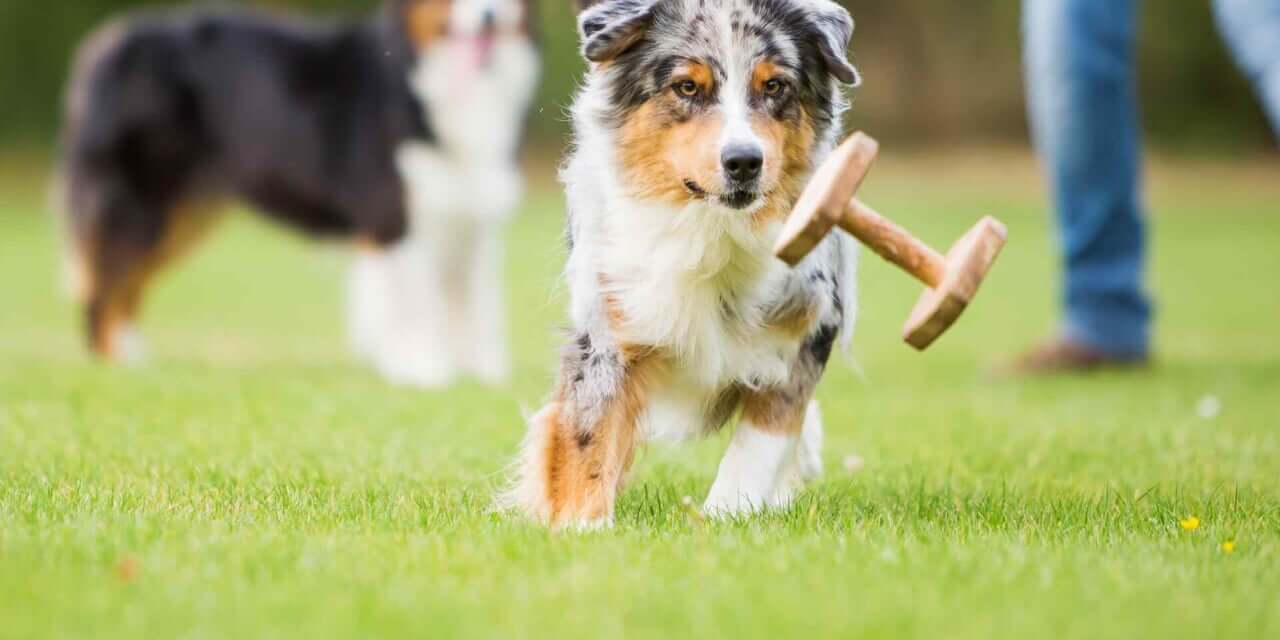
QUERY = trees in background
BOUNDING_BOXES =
[1,0,1270,150]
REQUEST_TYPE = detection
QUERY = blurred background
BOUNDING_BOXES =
[0,0,1276,373]
[1,0,1277,153]
[2,4,1278,635]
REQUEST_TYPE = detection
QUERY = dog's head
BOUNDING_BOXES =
[396,0,536,67]
[579,0,858,213]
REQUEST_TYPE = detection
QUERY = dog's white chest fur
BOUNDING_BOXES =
[603,201,796,386]
[397,37,539,222]
[568,191,811,442]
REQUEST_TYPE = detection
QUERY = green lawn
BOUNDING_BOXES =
[1,151,1278,639]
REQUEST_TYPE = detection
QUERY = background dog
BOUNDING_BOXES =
[57,0,539,387]
[507,0,860,528]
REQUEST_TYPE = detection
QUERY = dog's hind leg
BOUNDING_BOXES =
[81,197,221,363]
[73,180,156,363]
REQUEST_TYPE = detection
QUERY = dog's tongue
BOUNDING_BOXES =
[470,32,495,69]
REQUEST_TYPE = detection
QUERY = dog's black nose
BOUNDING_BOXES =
[721,145,763,182]
[481,8,497,30]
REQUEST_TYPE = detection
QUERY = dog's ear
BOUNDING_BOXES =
[578,0,656,63]
[804,0,861,86]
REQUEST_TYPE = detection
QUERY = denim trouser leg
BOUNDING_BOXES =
[1023,0,1151,357]
[1214,0,1280,137]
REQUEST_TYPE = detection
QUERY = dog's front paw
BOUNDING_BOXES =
[375,351,456,389]
[704,486,800,519]
[703,485,768,519]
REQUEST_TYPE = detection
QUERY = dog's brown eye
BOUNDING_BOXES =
[675,80,700,98]
[763,79,786,96]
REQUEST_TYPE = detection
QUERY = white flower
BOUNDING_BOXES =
[1196,395,1222,420]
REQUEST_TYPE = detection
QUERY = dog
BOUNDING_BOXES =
[505,0,861,528]
[57,0,539,387]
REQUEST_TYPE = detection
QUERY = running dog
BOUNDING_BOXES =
[507,0,860,527]
[58,0,539,387]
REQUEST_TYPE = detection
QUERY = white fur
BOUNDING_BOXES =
[704,400,825,518]
[354,230,457,387]
[704,422,799,516]
[565,102,803,391]
[113,323,148,366]
[351,2,538,388]
[639,370,719,442]
[348,250,390,360]
[712,8,766,158]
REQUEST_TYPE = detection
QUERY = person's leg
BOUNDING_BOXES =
[1214,0,1280,137]
[1022,0,1151,361]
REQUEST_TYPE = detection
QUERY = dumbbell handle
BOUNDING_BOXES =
[838,198,947,289]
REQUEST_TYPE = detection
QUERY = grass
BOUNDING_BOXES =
[1,149,1278,639]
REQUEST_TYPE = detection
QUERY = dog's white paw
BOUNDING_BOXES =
[113,324,148,366]
[375,349,456,389]
[705,425,798,518]
[704,478,800,518]
[703,485,769,518]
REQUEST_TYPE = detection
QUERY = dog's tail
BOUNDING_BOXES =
[56,16,183,303]
[55,19,136,302]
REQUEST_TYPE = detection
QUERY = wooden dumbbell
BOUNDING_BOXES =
[774,132,1008,350]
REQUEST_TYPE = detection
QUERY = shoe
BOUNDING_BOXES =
[1004,338,1149,376]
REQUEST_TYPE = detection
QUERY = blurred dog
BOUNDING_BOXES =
[506,0,860,528]
[58,0,539,386]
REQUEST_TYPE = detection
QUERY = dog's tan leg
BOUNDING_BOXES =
[513,354,659,530]
[85,202,222,362]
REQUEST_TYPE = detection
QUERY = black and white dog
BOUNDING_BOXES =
[506,0,860,528]
[58,0,539,386]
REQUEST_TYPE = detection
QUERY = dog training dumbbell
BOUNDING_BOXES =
[774,132,1008,350]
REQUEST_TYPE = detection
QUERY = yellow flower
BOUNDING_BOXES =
[1221,539,1236,554]
[1179,515,1201,531]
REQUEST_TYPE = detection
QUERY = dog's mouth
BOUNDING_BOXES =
[719,189,760,210]
[450,14,501,69]
[684,180,761,211]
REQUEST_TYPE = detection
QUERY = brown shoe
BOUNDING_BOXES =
[1005,338,1149,376]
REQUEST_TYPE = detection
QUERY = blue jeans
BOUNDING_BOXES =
[1023,0,1280,357]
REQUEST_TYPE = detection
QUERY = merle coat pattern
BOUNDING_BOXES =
[507,0,860,528]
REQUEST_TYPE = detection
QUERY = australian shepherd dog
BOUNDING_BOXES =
[506,0,861,528]
[57,0,539,387]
